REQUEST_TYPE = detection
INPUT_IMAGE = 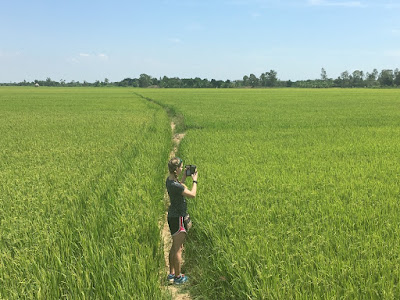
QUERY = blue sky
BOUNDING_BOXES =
[1,0,399,82]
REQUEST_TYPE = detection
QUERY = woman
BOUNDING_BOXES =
[166,157,198,285]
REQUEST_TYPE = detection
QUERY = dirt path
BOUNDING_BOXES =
[162,122,190,300]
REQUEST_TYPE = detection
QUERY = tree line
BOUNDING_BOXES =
[2,68,400,88]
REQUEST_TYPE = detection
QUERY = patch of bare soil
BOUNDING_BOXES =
[162,122,189,300]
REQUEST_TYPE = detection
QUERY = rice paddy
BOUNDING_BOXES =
[1,87,399,299]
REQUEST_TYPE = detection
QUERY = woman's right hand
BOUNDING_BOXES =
[182,171,198,198]
[192,171,198,181]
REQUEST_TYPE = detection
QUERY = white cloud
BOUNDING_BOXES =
[70,53,109,63]
[308,0,364,7]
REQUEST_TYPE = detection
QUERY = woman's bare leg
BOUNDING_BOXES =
[169,248,175,275]
[169,232,186,275]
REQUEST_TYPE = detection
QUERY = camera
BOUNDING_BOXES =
[185,165,197,176]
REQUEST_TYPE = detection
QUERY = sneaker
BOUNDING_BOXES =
[167,274,175,285]
[174,274,188,285]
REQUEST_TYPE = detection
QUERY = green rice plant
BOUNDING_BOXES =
[138,88,400,299]
[0,87,171,299]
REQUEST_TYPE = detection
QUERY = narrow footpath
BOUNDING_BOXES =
[162,122,190,300]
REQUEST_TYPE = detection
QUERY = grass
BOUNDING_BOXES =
[138,88,400,299]
[0,87,171,299]
[2,87,399,299]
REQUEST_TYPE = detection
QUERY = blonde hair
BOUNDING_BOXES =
[168,157,182,182]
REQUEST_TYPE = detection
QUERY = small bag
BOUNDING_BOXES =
[184,214,192,231]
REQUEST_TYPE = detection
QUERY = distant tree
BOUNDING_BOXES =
[210,79,217,88]
[379,69,394,86]
[17,79,29,86]
[321,68,328,81]
[260,72,267,86]
[233,80,243,88]
[243,75,249,87]
[45,77,57,86]
[340,71,350,80]
[394,68,400,86]
[222,79,233,88]
[370,69,378,81]
[340,71,351,87]
[170,77,182,88]
[352,70,364,87]
[265,70,278,87]
[118,78,131,87]
[100,78,110,86]
[192,78,202,88]
[160,76,169,88]
[365,68,379,87]
[248,74,259,87]
[181,78,194,88]
[139,73,152,87]
[210,79,223,88]
[205,79,212,88]
[151,77,159,86]
[10,67,400,89]
[161,76,182,88]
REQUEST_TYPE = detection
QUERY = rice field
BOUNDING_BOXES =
[1,87,399,299]
[0,87,171,299]
[138,88,400,299]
